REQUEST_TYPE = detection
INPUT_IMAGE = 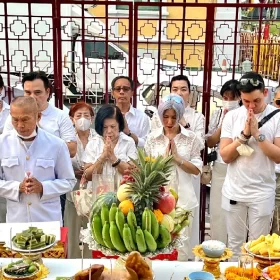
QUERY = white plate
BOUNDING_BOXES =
[244,242,280,260]
[262,264,280,280]
[9,240,56,253]
[2,262,41,279]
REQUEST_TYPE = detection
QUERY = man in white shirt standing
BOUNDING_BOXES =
[0,96,76,223]
[220,72,280,259]
[151,74,205,149]
[111,76,150,147]
[0,74,10,223]
[3,71,77,221]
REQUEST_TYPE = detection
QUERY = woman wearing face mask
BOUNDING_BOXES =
[145,94,202,261]
[206,79,241,244]
[64,101,95,259]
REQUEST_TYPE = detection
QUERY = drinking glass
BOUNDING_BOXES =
[238,253,254,278]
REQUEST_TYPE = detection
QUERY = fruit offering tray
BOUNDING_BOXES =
[80,227,187,258]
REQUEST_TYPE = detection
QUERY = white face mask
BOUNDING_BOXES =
[74,117,91,131]
[17,129,37,140]
[222,100,240,111]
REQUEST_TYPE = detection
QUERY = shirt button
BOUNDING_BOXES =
[26,156,30,160]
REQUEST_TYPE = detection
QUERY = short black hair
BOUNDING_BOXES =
[22,71,50,90]
[0,74,4,89]
[237,71,265,93]
[111,76,134,90]
[170,75,191,92]
[220,79,240,99]
[95,104,125,136]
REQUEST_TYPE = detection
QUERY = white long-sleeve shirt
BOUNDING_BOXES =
[124,105,150,147]
[144,126,203,210]
[0,128,76,223]
[151,105,205,150]
[0,100,10,134]
[3,103,76,142]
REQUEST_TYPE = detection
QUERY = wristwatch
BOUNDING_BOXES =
[255,134,266,142]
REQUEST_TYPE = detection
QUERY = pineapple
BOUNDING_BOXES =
[127,149,173,224]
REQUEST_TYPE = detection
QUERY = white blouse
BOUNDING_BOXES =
[144,126,203,210]
[82,132,137,177]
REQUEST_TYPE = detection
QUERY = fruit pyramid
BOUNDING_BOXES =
[89,149,191,254]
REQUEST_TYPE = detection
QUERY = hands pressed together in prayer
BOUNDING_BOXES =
[19,173,43,195]
[244,109,260,139]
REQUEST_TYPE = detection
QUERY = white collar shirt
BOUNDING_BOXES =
[124,105,150,147]
[0,100,10,134]
[151,105,205,150]
[144,126,203,210]
[3,104,76,142]
[82,132,138,177]
[0,128,76,223]
[221,104,280,202]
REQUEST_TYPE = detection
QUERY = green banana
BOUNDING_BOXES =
[136,226,147,253]
[123,223,137,252]
[157,224,171,249]
[92,214,106,246]
[142,208,151,233]
[127,209,137,243]
[102,221,115,250]
[144,229,157,252]
[109,203,118,223]
[116,208,125,238]
[109,221,126,253]
[101,205,109,227]
[150,210,159,240]
[172,224,182,234]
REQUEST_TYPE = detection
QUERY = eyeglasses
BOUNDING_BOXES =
[112,86,131,93]
[239,78,263,87]
[163,95,184,104]
[274,99,280,106]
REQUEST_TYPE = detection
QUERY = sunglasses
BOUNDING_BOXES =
[275,99,280,106]
[163,95,184,104]
[112,86,131,93]
[239,78,263,87]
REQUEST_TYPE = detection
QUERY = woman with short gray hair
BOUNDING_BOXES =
[144,94,203,261]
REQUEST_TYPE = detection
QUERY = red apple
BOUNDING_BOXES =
[156,192,176,214]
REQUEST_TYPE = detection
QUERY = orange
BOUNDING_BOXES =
[119,200,134,215]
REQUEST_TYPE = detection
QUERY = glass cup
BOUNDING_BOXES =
[238,253,254,278]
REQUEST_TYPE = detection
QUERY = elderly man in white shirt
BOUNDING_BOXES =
[3,71,77,157]
[0,75,10,223]
[220,72,280,259]
[0,96,76,223]
[111,76,150,147]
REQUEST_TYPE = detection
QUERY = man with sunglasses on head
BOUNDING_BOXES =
[272,86,280,234]
[220,72,280,260]
[111,76,150,147]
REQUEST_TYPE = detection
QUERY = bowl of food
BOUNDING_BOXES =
[188,271,215,280]
[201,240,226,258]
[2,259,41,279]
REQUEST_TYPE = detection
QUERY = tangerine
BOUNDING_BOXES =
[119,200,134,215]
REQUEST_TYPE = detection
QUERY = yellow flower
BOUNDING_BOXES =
[145,156,156,163]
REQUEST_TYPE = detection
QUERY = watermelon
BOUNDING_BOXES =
[89,192,119,224]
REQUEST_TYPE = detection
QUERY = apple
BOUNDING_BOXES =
[156,192,176,214]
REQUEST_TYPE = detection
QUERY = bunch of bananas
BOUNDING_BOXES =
[91,204,172,253]
[172,207,191,235]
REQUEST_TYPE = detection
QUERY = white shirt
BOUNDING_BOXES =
[4,104,76,142]
[205,108,225,164]
[151,105,205,150]
[125,105,150,147]
[0,100,10,134]
[0,128,76,223]
[221,104,280,202]
[66,128,96,202]
[83,132,138,177]
[276,164,280,174]
[144,126,203,210]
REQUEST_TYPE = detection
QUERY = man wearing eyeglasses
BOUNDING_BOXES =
[220,72,280,259]
[272,86,280,235]
[111,76,150,147]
